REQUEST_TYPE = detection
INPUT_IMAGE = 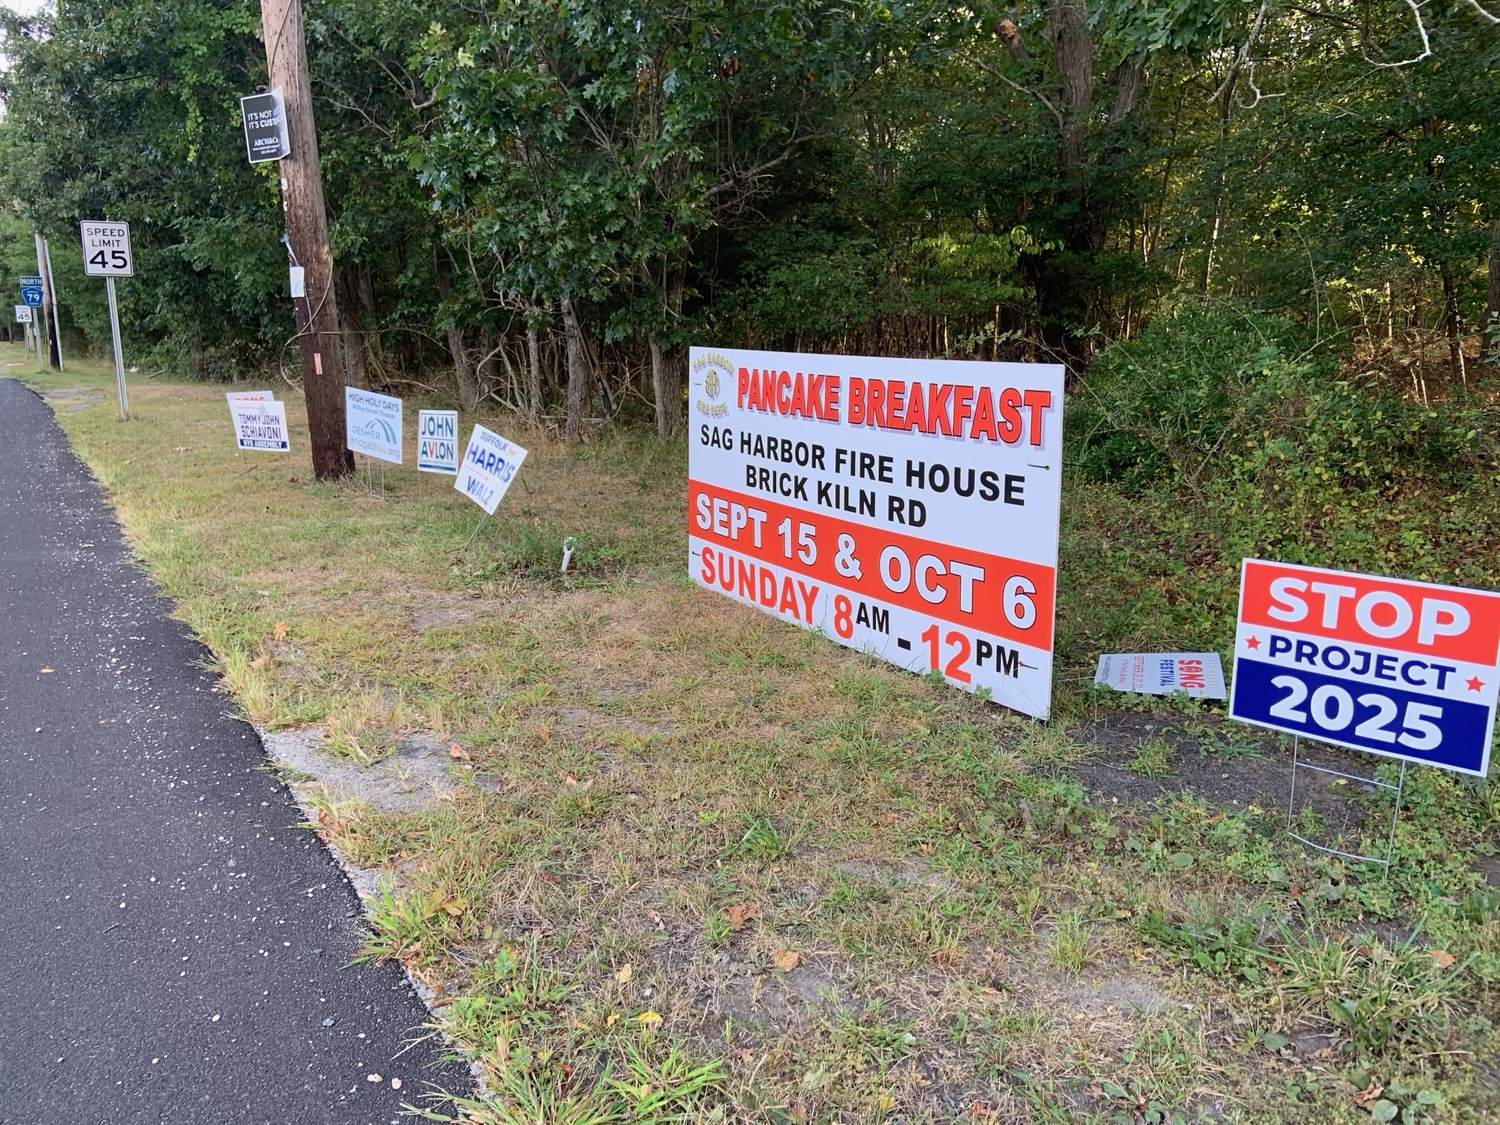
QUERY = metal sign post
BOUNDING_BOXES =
[19,276,43,373]
[79,220,135,421]
[105,277,128,420]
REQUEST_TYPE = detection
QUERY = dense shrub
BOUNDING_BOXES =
[1069,302,1487,495]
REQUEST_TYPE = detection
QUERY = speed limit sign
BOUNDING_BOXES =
[80,221,134,277]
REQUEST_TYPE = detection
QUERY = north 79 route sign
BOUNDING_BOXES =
[80,221,134,277]
[1229,560,1500,777]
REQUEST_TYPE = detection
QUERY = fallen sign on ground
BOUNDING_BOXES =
[1229,559,1500,777]
[345,387,403,464]
[687,346,1064,720]
[1095,652,1225,699]
[417,409,458,474]
[228,396,290,453]
[455,424,527,514]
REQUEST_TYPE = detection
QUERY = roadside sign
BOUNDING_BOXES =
[1095,652,1225,699]
[417,410,459,474]
[455,425,527,513]
[14,305,32,324]
[80,221,133,277]
[687,347,1064,719]
[229,398,291,452]
[1229,559,1500,777]
[19,276,42,307]
[241,89,290,163]
[345,387,403,464]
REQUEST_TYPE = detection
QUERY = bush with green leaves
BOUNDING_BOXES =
[1069,302,1488,496]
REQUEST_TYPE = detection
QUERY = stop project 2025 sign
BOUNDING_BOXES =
[1230,560,1500,776]
[687,347,1064,720]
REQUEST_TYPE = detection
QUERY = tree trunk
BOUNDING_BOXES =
[1441,264,1466,389]
[649,254,687,438]
[446,326,480,411]
[434,251,483,411]
[561,295,591,443]
[476,329,500,409]
[188,335,207,380]
[1047,0,1092,183]
[1488,218,1500,348]
[337,270,370,389]
[526,324,543,420]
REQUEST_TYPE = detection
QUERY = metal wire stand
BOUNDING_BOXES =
[1286,736,1405,874]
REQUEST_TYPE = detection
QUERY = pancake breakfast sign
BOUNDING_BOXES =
[1230,560,1500,776]
[687,346,1064,719]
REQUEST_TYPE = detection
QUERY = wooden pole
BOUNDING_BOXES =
[259,0,352,480]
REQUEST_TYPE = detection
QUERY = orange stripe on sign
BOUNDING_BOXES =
[688,480,1055,650]
[1240,559,1500,666]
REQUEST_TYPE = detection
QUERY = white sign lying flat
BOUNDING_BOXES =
[455,424,527,514]
[418,410,459,474]
[346,387,403,464]
[1095,652,1226,699]
[229,399,290,452]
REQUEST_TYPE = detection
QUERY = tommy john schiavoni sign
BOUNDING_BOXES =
[687,347,1064,719]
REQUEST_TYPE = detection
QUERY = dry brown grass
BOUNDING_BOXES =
[23,347,1500,1124]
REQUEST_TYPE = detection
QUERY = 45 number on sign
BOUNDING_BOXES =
[79,220,134,420]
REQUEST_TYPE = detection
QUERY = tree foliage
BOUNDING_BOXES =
[0,0,1494,428]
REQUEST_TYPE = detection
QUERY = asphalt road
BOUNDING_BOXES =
[0,378,471,1124]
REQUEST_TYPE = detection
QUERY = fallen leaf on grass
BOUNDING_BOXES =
[1353,1079,1383,1109]
[726,902,758,932]
[1429,949,1456,969]
[448,744,470,760]
[248,655,269,670]
[438,898,465,917]
[615,964,633,984]
[272,621,289,640]
[774,950,800,972]
[636,1011,662,1028]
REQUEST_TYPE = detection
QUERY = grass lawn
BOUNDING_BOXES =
[11,343,1500,1124]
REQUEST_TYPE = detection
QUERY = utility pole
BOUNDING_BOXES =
[259,0,352,480]
[34,232,59,370]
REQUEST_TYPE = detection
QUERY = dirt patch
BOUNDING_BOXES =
[1075,711,1390,838]
[263,726,468,813]
[1057,974,1177,1016]
[40,386,102,411]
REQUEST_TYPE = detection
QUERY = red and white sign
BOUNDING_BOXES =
[1095,652,1225,699]
[687,347,1064,719]
[1230,559,1500,776]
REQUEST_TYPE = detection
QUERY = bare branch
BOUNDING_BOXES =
[968,55,1065,131]
[1463,0,1499,23]
[1364,0,1433,69]
[1236,59,1288,109]
[1209,0,1270,103]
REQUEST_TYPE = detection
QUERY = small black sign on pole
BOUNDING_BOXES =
[240,89,290,164]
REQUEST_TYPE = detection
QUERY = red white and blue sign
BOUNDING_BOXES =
[1230,559,1500,777]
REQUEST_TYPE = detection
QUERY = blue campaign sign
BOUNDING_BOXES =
[19,276,43,307]
[1229,559,1500,777]
[417,410,458,474]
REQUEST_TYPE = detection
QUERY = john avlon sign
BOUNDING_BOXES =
[1230,560,1500,776]
[687,347,1064,719]
[418,410,459,474]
